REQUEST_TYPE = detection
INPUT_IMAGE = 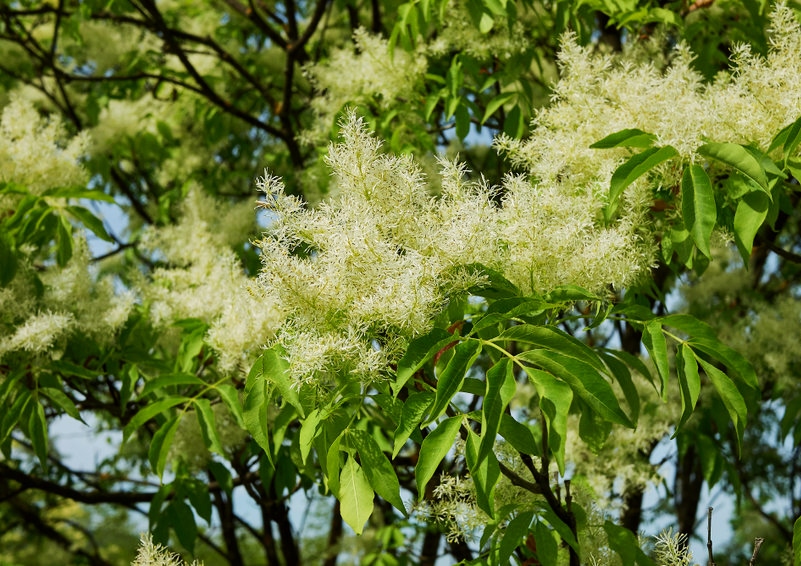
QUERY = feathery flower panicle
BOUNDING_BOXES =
[142,189,281,372]
[132,534,203,566]
[301,28,428,146]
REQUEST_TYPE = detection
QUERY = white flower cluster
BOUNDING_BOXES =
[301,28,428,146]
[259,109,654,386]
[132,534,203,566]
[141,189,282,372]
[0,99,132,362]
[0,94,89,197]
[496,3,801,176]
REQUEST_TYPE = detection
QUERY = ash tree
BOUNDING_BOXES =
[1,1,801,565]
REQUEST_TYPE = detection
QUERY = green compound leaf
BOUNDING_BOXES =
[681,164,716,258]
[339,457,374,535]
[416,415,462,493]
[350,430,406,514]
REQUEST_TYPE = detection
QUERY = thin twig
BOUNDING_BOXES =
[706,506,715,566]
[748,538,764,566]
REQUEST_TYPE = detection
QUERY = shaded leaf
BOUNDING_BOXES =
[351,430,406,514]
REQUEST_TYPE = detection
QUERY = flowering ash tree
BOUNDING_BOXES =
[1,1,801,565]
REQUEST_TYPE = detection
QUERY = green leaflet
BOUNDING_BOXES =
[416,415,462,492]
[497,324,608,375]
[252,346,304,417]
[498,511,534,565]
[698,142,768,191]
[590,128,657,149]
[522,367,572,473]
[465,428,500,516]
[140,373,205,397]
[350,430,406,514]
[29,402,49,471]
[697,357,747,454]
[793,516,801,566]
[425,339,482,425]
[681,164,716,258]
[606,145,678,220]
[604,520,654,565]
[299,408,322,465]
[394,328,452,394]
[477,359,516,468]
[123,397,188,442]
[733,190,770,260]
[675,344,701,433]
[149,415,181,478]
[519,349,632,427]
[339,458,374,535]
[641,320,669,400]
[194,398,225,456]
[499,413,537,455]
[393,392,434,458]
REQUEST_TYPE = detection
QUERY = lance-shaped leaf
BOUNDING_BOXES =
[606,145,678,219]
[641,320,670,400]
[698,142,768,191]
[425,339,482,425]
[477,358,516,468]
[123,397,188,442]
[519,349,632,427]
[351,430,406,514]
[604,520,654,565]
[394,328,452,394]
[465,428,500,516]
[29,402,49,471]
[675,344,701,433]
[393,392,434,457]
[499,511,534,565]
[522,367,572,473]
[416,415,462,492]
[254,346,304,417]
[497,324,607,374]
[681,164,716,258]
[195,398,225,456]
[733,190,770,261]
[590,128,657,149]
[149,415,181,478]
[697,357,747,454]
[339,458,374,535]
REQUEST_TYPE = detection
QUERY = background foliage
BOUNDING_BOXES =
[1,0,801,565]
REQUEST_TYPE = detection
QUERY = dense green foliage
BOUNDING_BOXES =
[1,1,801,565]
